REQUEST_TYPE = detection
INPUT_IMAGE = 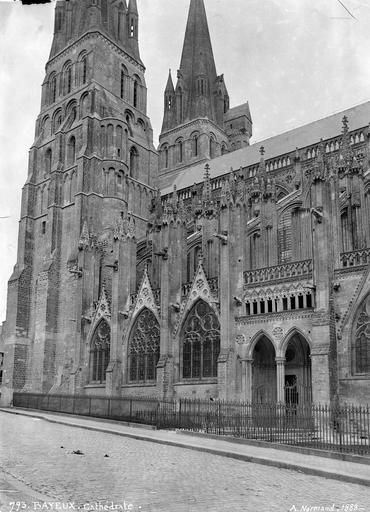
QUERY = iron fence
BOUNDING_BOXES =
[13,392,161,426]
[12,392,370,456]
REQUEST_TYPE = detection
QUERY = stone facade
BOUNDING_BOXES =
[2,0,370,406]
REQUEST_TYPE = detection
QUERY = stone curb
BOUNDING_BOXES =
[2,408,370,488]
[176,429,370,465]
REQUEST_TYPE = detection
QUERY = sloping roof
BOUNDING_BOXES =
[161,100,370,196]
[224,102,251,121]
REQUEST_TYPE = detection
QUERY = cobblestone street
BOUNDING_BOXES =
[0,412,370,512]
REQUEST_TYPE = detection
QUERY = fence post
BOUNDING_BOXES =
[156,401,160,430]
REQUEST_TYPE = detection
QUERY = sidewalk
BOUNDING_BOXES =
[1,407,370,487]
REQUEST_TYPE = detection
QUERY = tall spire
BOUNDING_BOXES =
[175,0,226,126]
[180,0,217,81]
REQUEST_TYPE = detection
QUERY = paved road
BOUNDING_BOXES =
[0,412,369,512]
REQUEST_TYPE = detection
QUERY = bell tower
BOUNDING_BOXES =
[158,0,252,187]
[1,0,158,404]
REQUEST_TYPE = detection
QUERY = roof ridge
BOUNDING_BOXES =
[252,99,370,147]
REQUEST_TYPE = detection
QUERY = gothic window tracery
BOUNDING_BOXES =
[128,309,160,383]
[90,319,111,383]
[353,295,370,374]
[181,300,220,379]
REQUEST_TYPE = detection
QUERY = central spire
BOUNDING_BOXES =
[179,0,217,90]
[175,0,227,127]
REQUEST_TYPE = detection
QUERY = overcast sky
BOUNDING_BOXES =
[1,0,370,322]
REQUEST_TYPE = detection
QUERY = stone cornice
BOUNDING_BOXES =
[159,118,227,140]
[47,31,145,73]
[334,266,367,277]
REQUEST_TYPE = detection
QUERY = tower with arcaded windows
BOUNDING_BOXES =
[1,0,157,402]
[158,0,252,188]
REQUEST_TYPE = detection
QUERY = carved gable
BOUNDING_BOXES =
[174,260,219,337]
[132,267,160,321]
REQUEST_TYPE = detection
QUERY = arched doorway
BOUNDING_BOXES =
[284,333,312,405]
[252,335,276,402]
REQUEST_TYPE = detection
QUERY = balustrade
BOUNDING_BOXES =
[340,248,370,268]
[244,259,312,286]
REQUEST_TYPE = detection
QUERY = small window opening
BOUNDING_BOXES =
[298,295,304,309]
[41,221,46,234]
[252,302,258,315]
[282,297,288,311]
[82,58,87,84]
[290,296,296,310]
[306,294,312,308]
[267,299,273,313]
[246,303,251,315]
[121,71,125,99]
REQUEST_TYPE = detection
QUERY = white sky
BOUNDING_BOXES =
[1,0,370,322]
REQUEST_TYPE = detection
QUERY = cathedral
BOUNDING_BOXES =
[2,0,370,407]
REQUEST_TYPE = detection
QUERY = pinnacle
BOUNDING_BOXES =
[165,70,175,92]
[128,0,138,14]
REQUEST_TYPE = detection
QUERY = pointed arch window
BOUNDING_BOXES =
[67,136,76,166]
[353,294,370,374]
[90,320,111,383]
[192,133,199,157]
[82,56,87,84]
[181,300,220,379]
[120,66,128,99]
[49,73,57,104]
[176,139,183,163]
[129,146,138,178]
[133,76,141,109]
[45,148,52,174]
[128,308,160,382]
[64,62,72,95]
[209,135,216,159]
